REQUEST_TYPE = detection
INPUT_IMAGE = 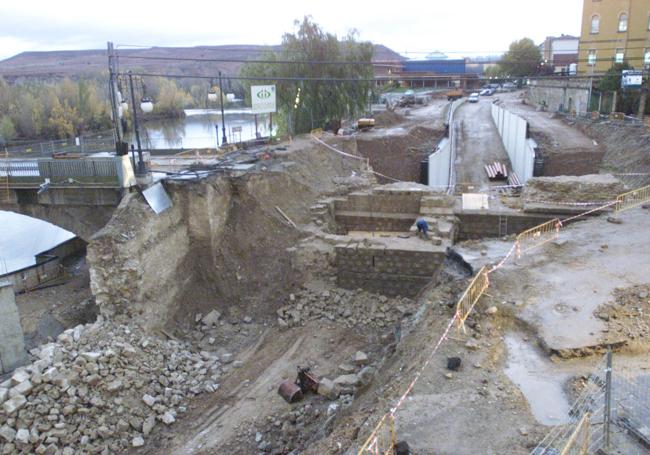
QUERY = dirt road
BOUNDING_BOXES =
[497,91,598,153]
[453,98,511,193]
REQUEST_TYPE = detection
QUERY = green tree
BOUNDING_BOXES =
[498,38,542,77]
[241,16,374,135]
[597,62,631,92]
[0,116,16,142]
[152,78,191,118]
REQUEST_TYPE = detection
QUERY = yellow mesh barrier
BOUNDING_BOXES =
[455,266,490,331]
[560,412,590,455]
[515,218,561,258]
[357,414,396,455]
[615,185,650,213]
[310,128,324,138]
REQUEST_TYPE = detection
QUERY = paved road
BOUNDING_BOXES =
[453,98,511,193]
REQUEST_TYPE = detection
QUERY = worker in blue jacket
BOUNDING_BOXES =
[416,218,429,240]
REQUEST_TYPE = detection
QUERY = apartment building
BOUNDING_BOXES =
[577,0,650,74]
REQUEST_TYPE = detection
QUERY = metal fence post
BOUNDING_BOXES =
[604,348,613,449]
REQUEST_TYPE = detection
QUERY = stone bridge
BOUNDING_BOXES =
[1,156,135,240]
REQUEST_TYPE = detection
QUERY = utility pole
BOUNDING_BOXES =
[604,348,613,450]
[128,72,145,175]
[638,80,648,120]
[107,42,124,150]
[218,71,228,145]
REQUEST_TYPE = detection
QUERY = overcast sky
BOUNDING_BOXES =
[0,0,583,61]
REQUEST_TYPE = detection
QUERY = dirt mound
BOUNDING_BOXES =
[523,174,624,204]
[373,110,405,128]
[578,121,650,188]
[597,285,650,345]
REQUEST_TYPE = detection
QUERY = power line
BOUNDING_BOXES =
[118,54,394,67]
[117,70,631,82]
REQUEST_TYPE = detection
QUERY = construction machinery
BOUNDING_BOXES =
[277,366,320,403]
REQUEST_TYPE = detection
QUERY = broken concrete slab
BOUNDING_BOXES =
[202,310,222,326]
[333,374,359,387]
[317,378,340,400]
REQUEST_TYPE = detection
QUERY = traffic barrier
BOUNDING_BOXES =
[455,266,490,331]
[357,414,396,455]
[614,184,650,213]
[515,218,561,258]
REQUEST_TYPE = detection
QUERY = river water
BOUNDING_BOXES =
[1,109,277,273]
[135,108,275,150]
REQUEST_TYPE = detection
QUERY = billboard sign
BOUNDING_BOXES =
[622,70,643,89]
[251,85,276,113]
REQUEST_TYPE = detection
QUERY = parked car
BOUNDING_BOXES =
[482,83,500,91]
[468,93,480,103]
[502,82,517,91]
[480,88,494,96]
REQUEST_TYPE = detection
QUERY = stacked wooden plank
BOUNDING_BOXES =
[484,161,509,181]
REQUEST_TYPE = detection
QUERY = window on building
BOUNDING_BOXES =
[615,49,625,63]
[645,49,650,65]
[618,13,628,32]
[591,15,600,33]
[647,14,650,30]
[588,50,597,66]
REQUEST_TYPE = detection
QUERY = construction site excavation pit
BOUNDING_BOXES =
[309,183,461,298]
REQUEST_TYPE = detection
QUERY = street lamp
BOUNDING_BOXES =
[218,71,227,145]
[140,97,154,113]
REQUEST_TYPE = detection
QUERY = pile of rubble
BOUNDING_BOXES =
[276,288,417,329]
[598,285,650,343]
[0,318,220,454]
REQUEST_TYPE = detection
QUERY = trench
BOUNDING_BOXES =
[504,332,571,426]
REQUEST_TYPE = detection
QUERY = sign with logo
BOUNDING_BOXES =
[232,126,242,133]
[622,70,643,89]
[251,85,276,114]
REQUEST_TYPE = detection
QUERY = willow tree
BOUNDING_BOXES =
[241,16,374,135]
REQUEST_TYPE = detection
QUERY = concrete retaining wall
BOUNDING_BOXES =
[491,103,536,183]
[526,78,591,115]
[335,242,445,297]
[0,281,28,374]
[428,137,451,189]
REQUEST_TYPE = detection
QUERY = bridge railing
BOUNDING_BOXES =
[1,158,120,186]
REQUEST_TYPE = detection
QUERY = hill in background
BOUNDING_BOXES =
[0,44,405,81]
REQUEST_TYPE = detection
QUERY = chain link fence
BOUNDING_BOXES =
[533,351,650,455]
